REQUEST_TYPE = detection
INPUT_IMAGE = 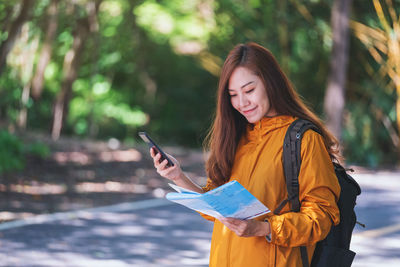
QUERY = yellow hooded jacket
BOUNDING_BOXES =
[202,115,340,267]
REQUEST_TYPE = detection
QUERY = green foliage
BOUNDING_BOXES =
[134,0,215,45]
[0,130,24,175]
[0,0,398,167]
[0,69,24,123]
[25,141,51,159]
[0,130,50,175]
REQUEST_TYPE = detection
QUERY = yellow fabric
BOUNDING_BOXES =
[202,115,340,267]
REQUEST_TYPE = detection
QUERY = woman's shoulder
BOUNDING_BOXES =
[300,129,331,160]
[302,127,324,140]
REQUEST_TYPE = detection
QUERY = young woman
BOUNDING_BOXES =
[150,42,340,267]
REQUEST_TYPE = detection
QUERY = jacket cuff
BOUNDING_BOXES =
[266,214,285,244]
[264,218,272,242]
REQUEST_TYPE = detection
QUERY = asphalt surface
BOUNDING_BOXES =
[0,172,399,267]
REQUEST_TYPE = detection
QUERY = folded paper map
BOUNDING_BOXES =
[166,180,270,220]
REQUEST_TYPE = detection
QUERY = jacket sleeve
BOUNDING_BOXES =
[267,131,340,247]
[196,178,216,222]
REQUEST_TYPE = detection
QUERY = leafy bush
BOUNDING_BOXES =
[0,130,25,175]
[24,142,50,159]
[0,131,50,175]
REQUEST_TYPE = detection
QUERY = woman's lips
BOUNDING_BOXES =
[242,106,257,115]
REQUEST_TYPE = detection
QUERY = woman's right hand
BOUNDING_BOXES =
[150,147,183,182]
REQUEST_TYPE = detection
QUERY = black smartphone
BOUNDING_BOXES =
[138,132,174,167]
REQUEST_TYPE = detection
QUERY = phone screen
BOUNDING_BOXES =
[138,132,174,167]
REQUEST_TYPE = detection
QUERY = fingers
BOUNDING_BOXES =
[220,217,241,225]
[158,162,177,176]
[150,147,161,160]
[219,218,252,237]
[156,158,169,172]
[150,148,162,165]
[219,217,240,230]
[149,147,181,181]
[150,148,174,172]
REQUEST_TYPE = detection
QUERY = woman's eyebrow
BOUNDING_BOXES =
[228,81,255,91]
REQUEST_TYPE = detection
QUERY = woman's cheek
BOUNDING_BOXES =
[230,98,238,111]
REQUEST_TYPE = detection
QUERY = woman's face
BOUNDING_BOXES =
[228,66,276,123]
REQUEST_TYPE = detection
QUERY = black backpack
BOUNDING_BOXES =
[273,119,362,267]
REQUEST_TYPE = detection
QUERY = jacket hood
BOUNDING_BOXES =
[245,115,296,141]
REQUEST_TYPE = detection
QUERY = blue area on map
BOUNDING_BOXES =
[202,181,258,217]
[166,180,269,219]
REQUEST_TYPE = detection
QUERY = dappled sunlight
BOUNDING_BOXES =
[173,40,204,54]
[89,212,138,224]
[142,217,169,227]
[98,149,142,162]
[0,211,35,223]
[352,173,400,232]
[0,183,66,195]
[52,149,142,165]
[53,151,91,164]
[75,181,148,194]
[0,202,213,266]
[114,225,148,236]
[3,172,400,266]
[4,250,133,267]
[351,233,400,266]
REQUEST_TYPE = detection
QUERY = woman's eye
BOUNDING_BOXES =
[229,94,237,98]
[245,89,255,94]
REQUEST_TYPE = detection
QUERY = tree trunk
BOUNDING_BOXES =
[17,26,39,130]
[323,0,353,140]
[277,0,290,74]
[17,83,31,130]
[51,20,88,140]
[0,4,16,33]
[127,1,157,104]
[31,0,59,99]
[87,0,101,138]
[51,0,101,140]
[17,40,37,130]
[0,0,35,76]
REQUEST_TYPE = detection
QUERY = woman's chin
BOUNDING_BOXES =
[244,114,262,123]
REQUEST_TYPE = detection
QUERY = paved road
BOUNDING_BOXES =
[0,199,213,267]
[0,172,399,266]
[350,172,400,267]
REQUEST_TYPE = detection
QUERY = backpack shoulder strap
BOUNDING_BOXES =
[276,118,322,267]
[274,118,321,213]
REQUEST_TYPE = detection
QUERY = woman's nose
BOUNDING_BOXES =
[239,94,249,107]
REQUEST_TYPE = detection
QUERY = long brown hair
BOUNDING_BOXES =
[204,42,340,187]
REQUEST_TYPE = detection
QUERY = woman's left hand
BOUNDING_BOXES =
[219,217,271,237]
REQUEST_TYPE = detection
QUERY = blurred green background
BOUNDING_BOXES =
[0,0,399,176]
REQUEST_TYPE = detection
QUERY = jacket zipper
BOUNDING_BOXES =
[257,120,262,143]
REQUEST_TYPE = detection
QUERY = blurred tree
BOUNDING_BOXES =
[0,0,397,167]
[0,0,35,76]
[31,0,59,100]
[0,2,16,34]
[51,0,102,140]
[351,0,400,153]
[324,0,353,140]
[16,24,39,130]
[278,0,290,74]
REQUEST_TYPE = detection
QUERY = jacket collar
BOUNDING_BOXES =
[245,115,296,141]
